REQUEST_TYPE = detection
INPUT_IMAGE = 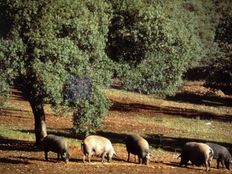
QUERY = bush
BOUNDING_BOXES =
[205,44,232,95]
[72,86,110,136]
[0,76,9,106]
[204,4,232,94]
[107,0,205,96]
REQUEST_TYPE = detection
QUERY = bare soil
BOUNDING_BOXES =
[0,81,232,174]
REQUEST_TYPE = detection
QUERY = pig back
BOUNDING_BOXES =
[43,134,68,153]
[206,142,231,159]
[126,134,149,157]
[182,142,213,166]
[83,135,114,155]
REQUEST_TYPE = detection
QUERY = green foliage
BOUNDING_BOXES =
[108,0,205,95]
[205,46,232,85]
[0,0,112,135]
[181,0,219,65]
[72,86,110,136]
[0,38,25,105]
[203,1,232,94]
[205,18,232,93]
[0,77,9,106]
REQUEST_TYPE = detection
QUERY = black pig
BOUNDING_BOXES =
[179,142,214,171]
[206,142,232,170]
[125,134,150,165]
[43,134,70,162]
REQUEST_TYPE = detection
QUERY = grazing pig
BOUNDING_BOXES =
[125,134,150,165]
[206,142,232,170]
[179,142,214,171]
[81,135,116,163]
[43,134,70,162]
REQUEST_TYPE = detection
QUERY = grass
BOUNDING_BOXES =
[0,85,231,159]
[105,88,232,116]
[129,114,232,144]
[106,88,232,145]
[0,125,35,141]
[165,117,232,143]
[0,124,82,145]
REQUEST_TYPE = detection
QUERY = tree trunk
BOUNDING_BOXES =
[29,99,47,147]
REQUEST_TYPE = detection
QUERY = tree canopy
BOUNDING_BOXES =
[0,0,112,144]
[204,1,232,94]
[107,0,205,96]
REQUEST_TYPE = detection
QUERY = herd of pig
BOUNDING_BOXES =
[42,134,232,171]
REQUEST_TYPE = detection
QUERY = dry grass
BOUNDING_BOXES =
[0,82,232,174]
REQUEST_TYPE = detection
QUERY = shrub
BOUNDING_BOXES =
[72,86,110,136]
[204,3,232,94]
[107,0,205,96]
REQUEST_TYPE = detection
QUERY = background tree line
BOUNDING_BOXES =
[0,0,231,146]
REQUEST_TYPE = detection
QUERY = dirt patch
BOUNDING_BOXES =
[0,82,232,174]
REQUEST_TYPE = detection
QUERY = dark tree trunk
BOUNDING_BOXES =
[29,99,47,147]
[16,73,48,147]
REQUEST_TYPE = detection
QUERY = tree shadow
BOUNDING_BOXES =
[183,66,209,81]
[72,130,232,156]
[164,161,210,171]
[0,157,31,164]
[110,101,232,122]
[18,156,73,163]
[18,128,84,140]
[166,92,232,107]
[146,133,232,154]
[0,136,38,152]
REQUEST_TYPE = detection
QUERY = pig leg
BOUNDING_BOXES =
[83,152,91,163]
[138,157,142,164]
[88,150,94,163]
[216,159,220,169]
[208,159,211,168]
[45,151,48,161]
[205,161,210,171]
[88,153,91,163]
[127,152,130,162]
[220,160,225,168]
[102,152,107,163]
[107,153,111,162]
[57,153,60,161]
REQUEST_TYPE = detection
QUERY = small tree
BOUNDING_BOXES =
[71,85,109,136]
[205,8,232,94]
[0,0,112,145]
[107,0,205,96]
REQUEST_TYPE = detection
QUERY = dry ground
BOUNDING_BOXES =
[0,81,232,174]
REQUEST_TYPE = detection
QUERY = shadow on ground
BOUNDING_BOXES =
[96,131,232,154]
[0,157,31,165]
[0,136,38,152]
[145,134,232,153]
[1,130,231,161]
[110,101,232,122]
[166,92,232,107]
[97,131,232,156]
